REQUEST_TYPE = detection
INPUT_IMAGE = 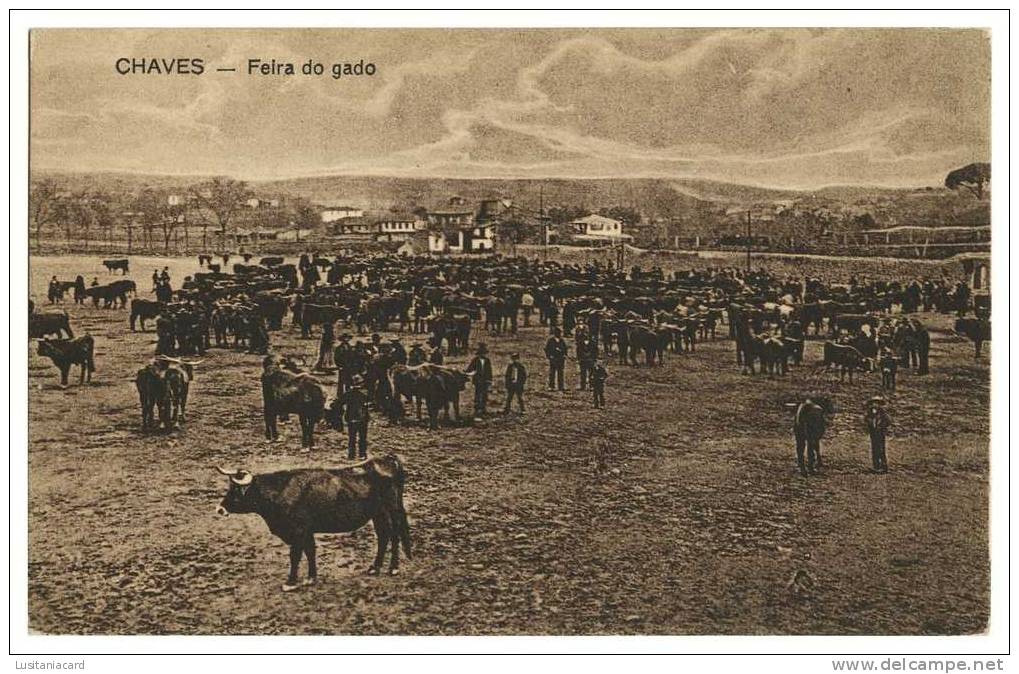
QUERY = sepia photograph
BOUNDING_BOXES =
[17,15,1003,652]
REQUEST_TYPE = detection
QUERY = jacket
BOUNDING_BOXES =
[465,356,493,386]
[504,362,527,389]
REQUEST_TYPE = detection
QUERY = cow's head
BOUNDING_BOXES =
[37,339,60,358]
[323,398,344,430]
[215,466,255,516]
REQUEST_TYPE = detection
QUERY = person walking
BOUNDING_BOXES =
[503,352,527,414]
[465,343,494,419]
[544,328,568,391]
[865,396,891,473]
[341,376,370,460]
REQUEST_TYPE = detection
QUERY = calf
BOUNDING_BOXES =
[37,336,95,386]
[822,341,868,382]
[955,317,991,358]
[215,454,412,590]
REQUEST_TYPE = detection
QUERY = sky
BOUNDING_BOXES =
[30,28,990,189]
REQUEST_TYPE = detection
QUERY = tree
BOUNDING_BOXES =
[30,179,61,250]
[190,178,252,248]
[945,162,990,200]
[497,218,537,252]
[599,205,642,225]
[134,188,166,253]
[547,205,588,225]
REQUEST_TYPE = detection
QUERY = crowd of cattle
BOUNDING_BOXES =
[28,251,991,588]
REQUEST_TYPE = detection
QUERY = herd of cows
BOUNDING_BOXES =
[28,251,992,590]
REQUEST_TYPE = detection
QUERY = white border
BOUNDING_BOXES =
[7,8,1012,661]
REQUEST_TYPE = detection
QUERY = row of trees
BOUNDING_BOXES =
[29,178,320,254]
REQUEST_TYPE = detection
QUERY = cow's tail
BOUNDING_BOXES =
[391,455,412,560]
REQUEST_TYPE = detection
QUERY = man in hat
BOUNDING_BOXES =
[465,343,494,419]
[314,320,335,371]
[577,333,597,391]
[544,327,569,391]
[865,396,891,473]
[341,375,370,460]
[333,332,353,396]
[503,352,527,414]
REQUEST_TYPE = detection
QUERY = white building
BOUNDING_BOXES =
[321,206,365,223]
[569,214,632,242]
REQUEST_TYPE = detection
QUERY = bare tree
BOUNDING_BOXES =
[134,188,165,253]
[30,179,61,251]
[945,162,990,200]
[190,178,252,249]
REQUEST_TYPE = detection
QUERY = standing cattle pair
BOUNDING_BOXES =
[136,356,200,432]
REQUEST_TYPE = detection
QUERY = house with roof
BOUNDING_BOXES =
[374,213,426,242]
[320,206,365,224]
[425,196,498,253]
[568,214,633,243]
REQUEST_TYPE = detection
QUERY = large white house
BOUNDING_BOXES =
[569,214,632,242]
[321,206,365,223]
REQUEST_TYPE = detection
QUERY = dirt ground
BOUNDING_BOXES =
[27,254,989,635]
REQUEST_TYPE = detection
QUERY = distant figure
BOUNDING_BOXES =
[465,343,493,419]
[577,334,596,391]
[73,275,86,305]
[865,396,891,473]
[544,328,568,391]
[314,321,335,371]
[793,398,826,477]
[341,376,370,460]
[47,276,60,304]
[591,358,609,409]
[503,352,527,414]
[521,291,535,327]
[879,347,898,391]
[428,339,445,365]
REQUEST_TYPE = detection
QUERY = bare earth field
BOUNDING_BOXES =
[27,254,989,635]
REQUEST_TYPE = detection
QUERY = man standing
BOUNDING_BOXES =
[521,290,535,327]
[503,352,527,414]
[879,347,898,391]
[333,333,353,396]
[865,396,891,473]
[465,343,494,419]
[341,376,370,460]
[545,328,568,391]
[577,334,596,390]
[591,358,608,409]
[314,321,335,371]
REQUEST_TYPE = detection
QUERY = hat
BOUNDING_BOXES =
[868,396,886,405]
[476,343,488,354]
[350,375,365,387]
[510,352,520,359]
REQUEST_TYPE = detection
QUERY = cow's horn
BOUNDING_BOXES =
[215,465,235,476]
[231,471,253,486]
[181,359,205,366]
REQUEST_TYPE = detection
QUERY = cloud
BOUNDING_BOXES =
[29,28,989,188]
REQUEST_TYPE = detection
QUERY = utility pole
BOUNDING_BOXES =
[540,184,548,262]
[746,210,752,272]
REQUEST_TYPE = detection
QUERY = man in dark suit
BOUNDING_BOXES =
[341,375,370,460]
[465,343,494,418]
[544,328,568,391]
[503,352,527,414]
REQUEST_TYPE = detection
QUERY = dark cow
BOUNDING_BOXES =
[789,398,831,476]
[300,303,349,338]
[130,299,164,331]
[135,357,198,431]
[36,336,95,386]
[198,254,213,267]
[955,318,991,358]
[29,311,73,339]
[103,258,130,274]
[214,453,412,590]
[390,363,469,429]
[260,256,285,268]
[822,341,868,382]
[261,356,332,448]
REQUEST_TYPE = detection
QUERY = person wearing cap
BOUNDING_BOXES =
[465,343,494,418]
[544,327,569,391]
[333,332,353,395]
[577,333,597,391]
[865,396,891,473]
[341,375,370,460]
[590,358,609,409]
[503,352,527,414]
